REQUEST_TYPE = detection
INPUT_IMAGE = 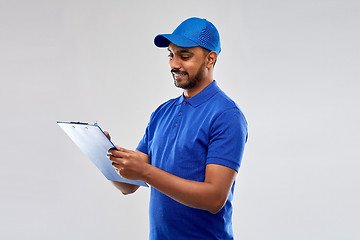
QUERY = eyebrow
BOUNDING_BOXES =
[167,47,193,54]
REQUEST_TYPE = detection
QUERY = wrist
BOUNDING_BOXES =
[141,163,153,183]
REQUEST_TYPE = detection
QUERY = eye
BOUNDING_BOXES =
[168,53,174,59]
[181,56,190,60]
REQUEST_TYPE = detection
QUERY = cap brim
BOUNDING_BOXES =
[154,34,199,48]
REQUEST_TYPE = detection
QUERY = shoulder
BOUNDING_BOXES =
[207,88,246,121]
[157,96,179,109]
[206,88,248,136]
[214,89,239,110]
[149,96,180,120]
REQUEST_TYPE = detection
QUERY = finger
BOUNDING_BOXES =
[115,145,129,152]
[112,163,122,176]
[108,149,115,155]
[107,152,121,158]
[108,150,128,159]
[112,162,121,168]
[108,148,124,156]
[115,145,123,151]
[112,162,125,171]
[109,155,124,164]
[108,147,122,155]
[104,131,111,140]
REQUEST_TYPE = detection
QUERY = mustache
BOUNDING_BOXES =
[171,69,188,75]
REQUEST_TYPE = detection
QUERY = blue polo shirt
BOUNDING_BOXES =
[137,81,248,240]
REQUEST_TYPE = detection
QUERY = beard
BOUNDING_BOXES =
[171,61,206,90]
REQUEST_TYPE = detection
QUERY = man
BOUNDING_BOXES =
[107,17,248,240]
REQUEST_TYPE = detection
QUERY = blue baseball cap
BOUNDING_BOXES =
[154,17,221,55]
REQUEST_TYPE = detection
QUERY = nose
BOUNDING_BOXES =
[169,56,181,70]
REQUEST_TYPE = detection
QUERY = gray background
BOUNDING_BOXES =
[1,0,359,239]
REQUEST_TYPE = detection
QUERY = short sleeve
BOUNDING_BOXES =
[136,112,155,155]
[206,108,248,172]
[136,125,149,155]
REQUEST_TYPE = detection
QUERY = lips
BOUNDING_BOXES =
[172,70,188,80]
[173,73,186,79]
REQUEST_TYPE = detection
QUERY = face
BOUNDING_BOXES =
[167,43,209,90]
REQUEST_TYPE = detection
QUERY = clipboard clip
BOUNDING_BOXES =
[70,121,89,125]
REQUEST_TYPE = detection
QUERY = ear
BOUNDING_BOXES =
[206,51,217,69]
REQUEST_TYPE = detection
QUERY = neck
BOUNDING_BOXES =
[183,77,213,99]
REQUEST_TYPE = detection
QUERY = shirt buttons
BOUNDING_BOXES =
[178,112,182,116]
[183,102,187,105]
[174,123,178,127]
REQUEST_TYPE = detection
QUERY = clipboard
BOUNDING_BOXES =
[57,121,148,187]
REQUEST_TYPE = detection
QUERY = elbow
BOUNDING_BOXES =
[120,185,139,195]
[111,181,139,195]
[207,198,226,214]
[208,205,224,215]
[121,188,137,195]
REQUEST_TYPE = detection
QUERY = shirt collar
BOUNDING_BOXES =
[177,80,220,107]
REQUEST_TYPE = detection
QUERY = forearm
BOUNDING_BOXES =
[143,164,230,214]
[111,181,140,195]
[108,147,235,213]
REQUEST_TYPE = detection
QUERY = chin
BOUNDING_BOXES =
[174,81,196,90]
